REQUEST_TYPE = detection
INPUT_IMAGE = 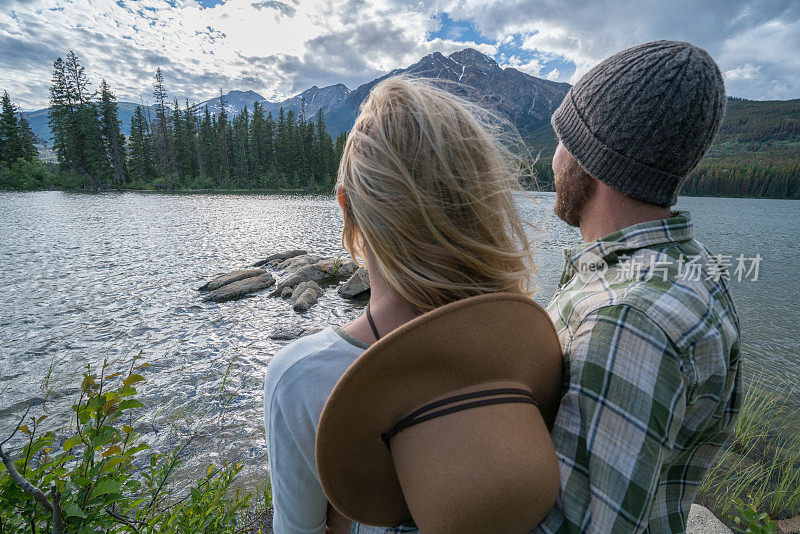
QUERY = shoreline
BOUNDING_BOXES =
[2,186,800,201]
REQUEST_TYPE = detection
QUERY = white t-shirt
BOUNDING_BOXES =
[264,326,373,534]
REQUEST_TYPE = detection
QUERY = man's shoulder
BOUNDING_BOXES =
[552,237,737,351]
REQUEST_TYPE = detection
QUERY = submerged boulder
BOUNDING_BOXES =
[270,325,323,341]
[338,267,370,298]
[251,249,307,268]
[202,273,275,302]
[198,268,264,292]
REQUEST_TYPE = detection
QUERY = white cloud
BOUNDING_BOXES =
[0,0,798,110]
[717,17,800,100]
[441,0,800,98]
[0,0,445,108]
[724,63,762,81]
[503,55,546,77]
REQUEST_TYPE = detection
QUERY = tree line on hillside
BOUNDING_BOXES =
[681,157,800,199]
[529,158,800,200]
[717,97,800,144]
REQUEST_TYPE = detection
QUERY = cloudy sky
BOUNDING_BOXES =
[1,0,798,110]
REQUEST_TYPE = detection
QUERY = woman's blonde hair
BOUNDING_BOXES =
[336,76,536,313]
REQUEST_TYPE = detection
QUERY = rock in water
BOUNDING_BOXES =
[198,268,264,292]
[251,249,307,268]
[276,254,320,271]
[291,281,323,312]
[280,287,293,299]
[270,325,323,340]
[293,287,322,312]
[202,273,275,302]
[338,267,370,298]
[289,281,319,302]
[315,259,359,279]
[269,259,358,297]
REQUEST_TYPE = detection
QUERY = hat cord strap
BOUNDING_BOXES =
[380,388,537,450]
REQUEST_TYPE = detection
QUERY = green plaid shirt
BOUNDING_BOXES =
[536,210,742,533]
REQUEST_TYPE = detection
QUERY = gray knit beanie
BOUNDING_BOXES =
[551,40,726,206]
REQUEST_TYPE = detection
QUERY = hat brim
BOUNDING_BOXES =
[316,293,563,525]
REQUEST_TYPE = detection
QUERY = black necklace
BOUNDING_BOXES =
[365,302,381,342]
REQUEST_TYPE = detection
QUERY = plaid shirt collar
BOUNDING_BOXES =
[563,210,694,275]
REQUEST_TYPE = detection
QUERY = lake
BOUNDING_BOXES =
[1,191,797,481]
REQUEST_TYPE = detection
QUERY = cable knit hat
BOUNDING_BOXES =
[551,40,726,206]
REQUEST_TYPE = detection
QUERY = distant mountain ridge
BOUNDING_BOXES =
[22,48,800,161]
[324,48,571,138]
[23,48,570,145]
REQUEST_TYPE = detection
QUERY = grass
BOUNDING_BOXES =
[697,378,800,526]
[237,478,274,534]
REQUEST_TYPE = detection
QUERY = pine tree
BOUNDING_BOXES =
[304,118,315,191]
[231,105,250,187]
[99,79,127,186]
[199,105,219,185]
[64,51,92,105]
[0,91,25,163]
[54,50,112,187]
[17,113,38,160]
[0,92,47,190]
[48,57,76,172]
[183,100,201,182]
[172,98,191,183]
[248,101,266,180]
[274,107,287,180]
[286,109,302,188]
[264,111,275,173]
[314,109,335,188]
[152,67,174,175]
[81,101,113,187]
[128,106,155,183]
[216,89,231,186]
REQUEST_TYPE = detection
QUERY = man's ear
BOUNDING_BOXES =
[336,184,347,211]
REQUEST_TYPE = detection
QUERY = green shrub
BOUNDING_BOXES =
[729,495,777,534]
[0,356,254,533]
[0,158,55,190]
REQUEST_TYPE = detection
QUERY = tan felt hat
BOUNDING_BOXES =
[316,293,563,534]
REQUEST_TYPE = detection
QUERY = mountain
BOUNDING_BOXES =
[196,89,267,117]
[261,84,351,120]
[325,49,571,140]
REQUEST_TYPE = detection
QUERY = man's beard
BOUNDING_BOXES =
[553,156,595,227]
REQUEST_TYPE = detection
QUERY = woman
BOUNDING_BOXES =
[264,75,536,534]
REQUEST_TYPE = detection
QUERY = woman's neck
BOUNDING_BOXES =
[342,251,418,345]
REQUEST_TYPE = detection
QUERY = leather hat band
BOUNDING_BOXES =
[381,388,538,450]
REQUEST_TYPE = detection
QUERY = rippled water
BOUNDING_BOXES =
[1,191,798,482]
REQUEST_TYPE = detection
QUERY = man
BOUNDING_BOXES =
[538,41,742,533]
